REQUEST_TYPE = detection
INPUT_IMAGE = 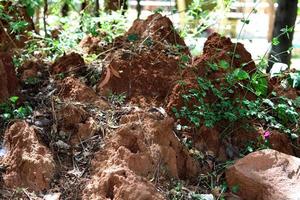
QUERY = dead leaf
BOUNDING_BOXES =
[99,67,111,88]
[110,66,121,78]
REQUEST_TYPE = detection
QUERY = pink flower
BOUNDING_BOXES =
[263,131,271,139]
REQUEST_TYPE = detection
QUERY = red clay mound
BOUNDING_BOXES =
[0,53,19,103]
[51,52,85,74]
[0,121,55,191]
[83,112,199,199]
[58,77,109,108]
[127,13,188,52]
[97,49,182,106]
[196,32,256,75]
[97,14,190,106]
[167,33,258,120]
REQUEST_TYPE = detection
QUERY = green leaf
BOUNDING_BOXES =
[181,55,190,63]
[272,37,280,46]
[251,73,268,96]
[127,34,139,42]
[154,7,163,14]
[233,68,250,80]
[246,145,254,153]
[288,72,300,88]
[241,18,250,24]
[207,62,218,71]
[263,99,274,108]
[26,6,35,17]
[9,21,28,34]
[232,185,240,193]
[2,113,11,120]
[9,96,19,104]
[294,97,300,108]
[219,60,229,69]
[291,133,299,140]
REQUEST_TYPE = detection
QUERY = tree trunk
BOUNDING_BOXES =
[61,3,69,17]
[43,0,48,36]
[136,0,141,19]
[95,0,99,16]
[267,0,298,72]
[81,0,87,11]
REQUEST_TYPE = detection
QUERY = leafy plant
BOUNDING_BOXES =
[107,92,126,105]
[0,96,32,121]
[173,57,299,144]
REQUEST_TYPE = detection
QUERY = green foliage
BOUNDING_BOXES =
[0,1,32,38]
[9,20,28,34]
[250,72,268,96]
[24,76,42,85]
[173,58,299,141]
[19,0,42,17]
[288,71,300,88]
[81,11,126,43]
[127,33,139,42]
[0,96,32,121]
[107,92,126,105]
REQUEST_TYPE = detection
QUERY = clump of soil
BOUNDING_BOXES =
[56,103,98,145]
[0,52,19,103]
[83,111,199,199]
[97,14,190,106]
[18,60,46,82]
[79,35,104,54]
[0,121,55,191]
[51,52,85,74]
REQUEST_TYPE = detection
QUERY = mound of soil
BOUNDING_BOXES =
[97,49,182,106]
[195,32,256,75]
[97,14,190,106]
[0,121,55,191]
[167,32,258,122]
[127,13,189,53]
[51,52,85,74]
[83,111,199,199]
[58,77,109,108]
[0,53,19,102]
